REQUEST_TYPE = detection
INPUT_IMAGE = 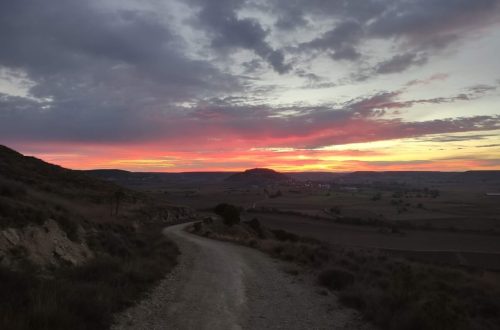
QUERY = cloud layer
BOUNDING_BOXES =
[0,0,499,171]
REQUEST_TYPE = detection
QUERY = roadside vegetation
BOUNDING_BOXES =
[189,204,500,330]
[0,145,183,330]
[0,225,178,330]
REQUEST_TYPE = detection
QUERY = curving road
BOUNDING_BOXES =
[112,223,371,330]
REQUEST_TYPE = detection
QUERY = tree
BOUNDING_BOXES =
[214,203,241,226]
[113,189,126,216]
[330,206,341,215]
[371,192,382,201]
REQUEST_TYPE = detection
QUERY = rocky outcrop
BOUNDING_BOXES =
[0,219,92,269]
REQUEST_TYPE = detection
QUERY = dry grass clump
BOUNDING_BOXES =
[320,249,500,330]
[0,226,178,330]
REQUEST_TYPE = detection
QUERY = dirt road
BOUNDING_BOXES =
[112,223,370,330]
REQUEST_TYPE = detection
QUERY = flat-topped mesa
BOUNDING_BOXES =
[225,168,291,185]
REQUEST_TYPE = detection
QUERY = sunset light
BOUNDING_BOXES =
[1,1,499,171]
[2,2,500,329]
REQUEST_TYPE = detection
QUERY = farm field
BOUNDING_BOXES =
[162,183,500,232]
[94,169,500,270]
[250,213,500,253]
[157,178,500,270]
[249,213,500,270]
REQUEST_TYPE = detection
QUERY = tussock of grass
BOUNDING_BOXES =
[317,268,355,290]
[0,226,178,330]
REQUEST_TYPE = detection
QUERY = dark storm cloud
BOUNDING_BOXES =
[279,0,500,73]
[368,0,499,43]
[330,46,361,61]
[0,0,242,144]
[0,0,245,117]
[0,1,231,90]
[190,0,291,73]
[299,20,364,61]
[2,85,499,150]
[311,20,364,47]
[0,0,499,151]
[242,59,264,73]
[269,0,386,29]
[274,5,308,30]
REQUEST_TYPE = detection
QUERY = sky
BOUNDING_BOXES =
[0,0,500,172]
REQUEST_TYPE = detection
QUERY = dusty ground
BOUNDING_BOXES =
[112,223,372,330]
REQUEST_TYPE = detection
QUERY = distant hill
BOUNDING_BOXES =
[86,168,500,188]
[455,170,500,183]
[336,171,453,184]
[287,172,345,182]
[225,168,291,185]
[86,169,234,188]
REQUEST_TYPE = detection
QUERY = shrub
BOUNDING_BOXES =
[330,206,341,214]
[214,203,241,226]
[244,218,264,238]
[0,227,179,330]
[317,268,355,290]
[55,216,80,242]
[193,221,202,232]
[271,229,299,242]
[0,178,27,198]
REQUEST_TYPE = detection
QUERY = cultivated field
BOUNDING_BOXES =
[159,178,500,270]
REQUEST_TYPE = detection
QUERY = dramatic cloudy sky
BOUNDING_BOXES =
[1,0,500,171]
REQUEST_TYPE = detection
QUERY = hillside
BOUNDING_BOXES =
[0,145,193,268]
[86,169,234,188]
[225,168,291,185]
[0,146,124,230]
[0,145,187,330]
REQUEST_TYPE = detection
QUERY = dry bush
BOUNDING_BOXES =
[317,268,355,290]
[0,227,178,330]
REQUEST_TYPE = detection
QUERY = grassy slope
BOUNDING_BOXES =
[0,145,180,330]
[0,145,125,232]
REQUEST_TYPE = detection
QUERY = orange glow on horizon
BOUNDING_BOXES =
[12,136,499,173]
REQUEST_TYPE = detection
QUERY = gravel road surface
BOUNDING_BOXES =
[112,223,371,330]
